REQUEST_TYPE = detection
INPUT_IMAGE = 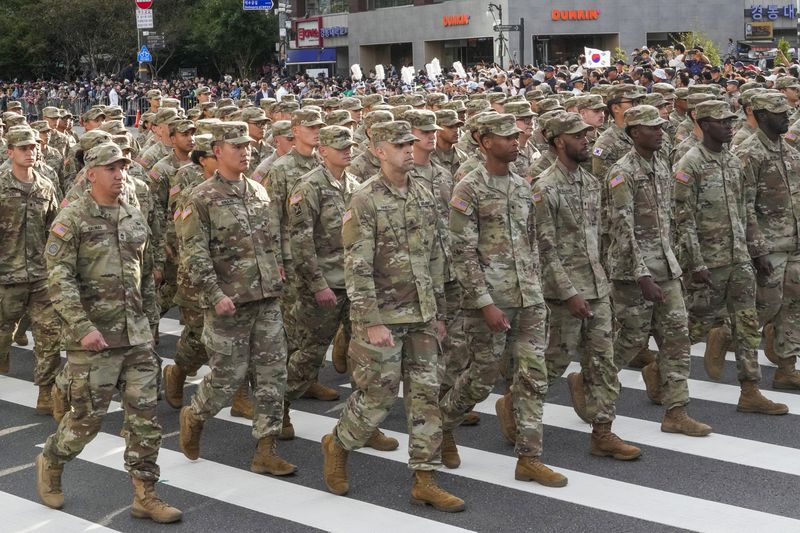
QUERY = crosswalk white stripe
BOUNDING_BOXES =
[0,490,120,532]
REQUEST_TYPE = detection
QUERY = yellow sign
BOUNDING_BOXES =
[745,21,773,39]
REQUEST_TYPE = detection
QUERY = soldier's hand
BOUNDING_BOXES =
[481,304,511,332]
[637,276,665,303]
[565,294,593,319]
[81,330,109,352]
[215,296,236,317]
[153,269,163,285]
[691,268,713,287]
[754,256,774,277]
[433,320,447,341]
[315,288,338,308]
[367,325,395,347]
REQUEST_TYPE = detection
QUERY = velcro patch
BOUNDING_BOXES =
[181,206,193,220]
[450,196,471,213]
[675,170,690,184]
[148,169,161,181]
[532,192,543,204]
[46,242,61,256]
[60,198,70,208]
[289,193,303,205]
[609,175,625,188]
[169,184,181,197]
[787,132,797,141]
[343,209,352,224]
[51,223,69,238]
[173,207,182,221]
[593,147,604,156]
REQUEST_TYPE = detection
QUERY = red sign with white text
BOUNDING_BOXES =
[135,0,153,9]
[295,18,322,48]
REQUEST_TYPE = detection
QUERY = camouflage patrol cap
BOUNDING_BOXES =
[372,104,393,112]
[466,110,497,132]
[364,110,394,131]
[259,97,277,110]
[589,85,611,98]
[426,92,448,107]
[5,127,38,147]
[196,86,211,95]
[441,99,466,112]
[187,108,202,120]
[687,84,714,95]
[30,120,51,133]
[302,98,325,107]
[237,98,253,109]
[79,130,113,151]
[674,87,689,100]
[652,83,676,99]
[739,82,763,93]
[624,105,667,127]
[60,109,73,119]
[546,112,593,141]
[111,134,132,151]
[361,94,383,108]
[465,99,491,114]
[526,89,545,102]
[476,113,522,137]
[42,106,61,119]
[195,118,221,135]
[537,98,565,114]
[325,109,356,126]
[503,101,535,118]
[170,119,196,134]
[751,92,791,113]
[434,109,463,127]
[99,119,127,135]
[607,84,645,104]
[273,100,300,114]
[271,120,294,139]
[390,105,413,119]
[209,121,253,145]
[406,94,426,107]
[291,108,326,127]
[370,120,419,144]
[215,105,239,119]
[695,100,738,121]
[193,133,214,153]
[161,97,182,109]
[505,94,526,104]
[153,108,179,125]
[687,93,716,110]
[303,105,323,114]
[3,113,26,127]
[340,97,363,111]
[775,76,800,90]
[141,111,155,124]
[323,97,341,109]
[643,93,668,107]
[84,142,131,168]
[227,110,243,121]
[404,109,442,131]
[217,98,234,108]
[146,89,162,100]
[484,92,506,105]
[575,94,606,111]
[387,95,407,106]
[282,94,298,102]
[241,107,270,123]
[538,83,553,95]
[739,88,761,107]
[82,107,106,121]
[319,125,357,149]
[6,101,22,111]
[105,106,124,120]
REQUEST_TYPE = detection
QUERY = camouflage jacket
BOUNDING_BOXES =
[673,143,750,272]
[182,172,283,307]
[453,151,486,183]
[48,130,71,157]
[665,110,684,141]
[249,139,275,175]
[431,145,468,178]
[347,147,381,183]
[151,151,190,257]
[137,141,170,172]
[736,128,800,257]
[671,132,701,167]
[172,163,207,309]
[533,160,609,301]
[605,149,681,282]
[45,189,156,349]
[591,123,633,182]
[288,165,359,293]
[528,149,556,183]
[409,161,455,282]
[253,150,281,185]
[512,139,541,178]
[450,164,543,309]
[0,169,60,284]
[343,171,445,326]
[673,117,694,145]
[731,121,758,151]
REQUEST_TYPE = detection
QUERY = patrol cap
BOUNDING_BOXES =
[739,88,761,107]
[589,85,611,98]
[526,89,545,102]
[161,97,182,109]
[466,110,497,132]
[505,94,526,104]
[187,108,202,120]
[575,94,606,111]
[6,101,22,111]
[170,119,196,134]
[215,105,239,119]
[84,142,131,168]
[340,97,363,111]
[303,98,325,108]
[674,88,689,100]
[406,94,426,107]
[390,105,412,119]
[364,110,394,131]
[370,120,419,144]
[241,107,269,123]
[42,106,61,119]
[82,107,106,121]
[503,101,535,118]
[687,93,716,110]
[325,109,356,126]
[695,100,738,121]
[563,96,579,110]
[465,99,490,115]
[537,98,565,113]
[193,133,214,153]
[775,76,800,90]
[426,92,448,107]
[60,109,73,119]
[196,86,211,95]
[273,100,300,114]
[751,92,792,113]
[271,120,294,138]
[146,89,162,100]
[303,105,323,114]
[476,113,523,137]
[323,97,341,109]
[199,102,217,112]
[372,104,394,112]
[79,130,113,151]
[607,84,645,104]
[546,112,593,141]
[30,120,51,133]
[281,94,298,102]
[259,97,277,110]
[319,125,357,149]
[441,100,466,113]
[6,127,38,147]
[361,94,383,108]
[291,108,325,127]
[111,134,132,151]
[237,98,253,109]
[739,82,763,93]
[434,109,463,127]
[195,118,221,135]
[643,93,668,107]
[3,113,26,127]
[404,109,442,131]
[217,98,235,108]
[386,95,407,106]
[687,84,714,95]
[484,92,506,105]
[623,105,668,127]
[99,119,127,135]
[105,106,124,120]
[140,111,155,125]
[153,108,179,125]
[209,121,253,145]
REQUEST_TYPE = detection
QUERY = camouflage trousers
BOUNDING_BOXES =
[190,298,287,439]
[174,305,208,375]
[43,344,162,481]
[440,305,548,457]
[286,287,350,400]
[612,279,690,409]
[280,259,299,354]
[0,280,61,386]
[437,279,467,391]
[335,321,441,470]
[157,260,178,316]
[687,262,761,382]
[755,251,800,360]
[545,295,618,423]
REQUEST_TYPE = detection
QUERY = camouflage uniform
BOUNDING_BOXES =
[347,147,381,183]
[431,144,467,178]
[528,149,556,183]
[731,122,758,151]
[333,122,446,470]
[252,120,294,185]
[42,143,162,481]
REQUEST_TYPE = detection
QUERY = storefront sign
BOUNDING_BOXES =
[551,9,600,20]
[443,15,471,26]
[750,4,797,20]
[321,26,348,38]
[746,21,774,39]
[295,18,322,48]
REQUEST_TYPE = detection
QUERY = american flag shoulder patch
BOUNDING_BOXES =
[532,192,543,203]
[609,175,625,188]
[450,196,470,213]
[787,132,797,141]
[181,206,193,220]
[173,207,182,221]
[343,209,352,224]
[675,170,691,184]
[169,184,181,197]
[60,198,70,208]
[52,223,68,238]
[289,193,303,205]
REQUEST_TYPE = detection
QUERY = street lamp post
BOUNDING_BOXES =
[487,3,508,67]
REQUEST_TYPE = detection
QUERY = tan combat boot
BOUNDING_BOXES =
[661,406,712,436]
[495,393,516,445]
[461,410,480,426]
[364,429,399,451]
[590,422,641,460]
[566,372,591,423]
[514,457,568,487]
[627,347,656,369]
[51,383,68,423]
[35,453,64,509]
[162,364,187,409]
[737,380,789,415]
[763,323,780,365]
[130,477,182,523]
[331,324,349,374]
[410,470,465,512]
[230,382,254,419]
[36,386,53,416]
[179,406,204,460]
[441,430,460,469]
[641,362,663,405]
[773,356,800,390]
[251,436,298,476]
[280,402,295,440]
[321,433,349,495]
[704,326,730,380]
[302,381,340,401]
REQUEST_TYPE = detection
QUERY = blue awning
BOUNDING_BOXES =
[287,48,337,64]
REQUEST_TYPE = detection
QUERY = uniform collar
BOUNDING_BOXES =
[755,128,782,153]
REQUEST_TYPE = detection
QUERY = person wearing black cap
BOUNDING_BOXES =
[543,65,557,91]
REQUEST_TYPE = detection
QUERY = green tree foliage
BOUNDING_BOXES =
[674,31,722,66]
[775,37,791,66]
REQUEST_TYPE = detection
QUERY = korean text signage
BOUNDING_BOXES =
[746,21,774,39]
[443,15,470,26]
[551,9,600,20]
[295,18,322,48]
[321,26,348,38]
[749,4,798,20]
